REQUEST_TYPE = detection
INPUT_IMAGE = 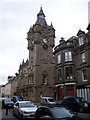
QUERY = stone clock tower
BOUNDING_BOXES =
[27,7,55,102]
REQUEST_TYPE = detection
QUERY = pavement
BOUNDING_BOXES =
[0,109,17,120]
[0,108,90,120]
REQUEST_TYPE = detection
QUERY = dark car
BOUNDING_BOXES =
[61,96,88,113]
[11,96,23,103]
[2,97,14,109]
[35,106,83,120]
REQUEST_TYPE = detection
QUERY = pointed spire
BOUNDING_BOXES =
[37,7,45,19]
[50,22,54,29]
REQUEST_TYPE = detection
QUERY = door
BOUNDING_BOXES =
[67,86,74,96]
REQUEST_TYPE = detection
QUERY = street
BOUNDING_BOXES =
[0,108,90,120]
[0,108,18,120]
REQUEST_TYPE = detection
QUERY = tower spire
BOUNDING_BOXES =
[37,7,45,19]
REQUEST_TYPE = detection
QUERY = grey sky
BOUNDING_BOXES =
[0,0,89,85]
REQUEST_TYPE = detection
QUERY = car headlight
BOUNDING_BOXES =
[84,103,88,107]
[23,111,28,114]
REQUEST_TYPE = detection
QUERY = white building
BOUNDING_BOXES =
[4,82,11,97]
[1,85,5,97]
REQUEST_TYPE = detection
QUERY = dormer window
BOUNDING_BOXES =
[79,36,84,45]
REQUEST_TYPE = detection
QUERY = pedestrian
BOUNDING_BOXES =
[6,104,8,115]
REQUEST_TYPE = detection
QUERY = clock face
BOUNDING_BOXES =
[43,38,47,44]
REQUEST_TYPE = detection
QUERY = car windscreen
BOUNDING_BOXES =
[48,99,54,102]
[19,102,35,108]
[5,98,12,102]
[51,107,74,119]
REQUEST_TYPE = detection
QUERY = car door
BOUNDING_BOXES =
[42,108,53,118]
[35,107,53,119]
[69,98,78,111]
[35,107,44,119]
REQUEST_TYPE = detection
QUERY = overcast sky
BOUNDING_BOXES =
[0,0,89,85]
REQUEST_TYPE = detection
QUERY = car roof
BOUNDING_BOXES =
[16,100,31,103]
[38,105,67,110]
[64,96,76,99]
[41,97,53,99]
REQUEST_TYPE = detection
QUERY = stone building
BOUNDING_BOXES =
[14,7,55,102]
[54,36,78,99]
[75,24,90,102]
[6,7,90,102]
[16,59,29,100]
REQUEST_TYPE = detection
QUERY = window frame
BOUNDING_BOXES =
[79,36,84,46]
[80,52,86,63]
[82,69,87,81]
[58,69,62,81]
[57,53,61,64]
[65,51,72,62]
[65,66,73,80]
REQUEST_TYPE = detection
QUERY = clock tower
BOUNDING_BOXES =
[27,7,55,102]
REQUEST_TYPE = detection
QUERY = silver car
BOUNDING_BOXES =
[13,101,37,119]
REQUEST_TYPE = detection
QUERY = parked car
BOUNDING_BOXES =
[35,106,83,120]
[11,96,23,103]
[13,100,37,119]
[61,96,88,113]
[40,97,56,105]
[77,97,90,113]
[2,97,14,109]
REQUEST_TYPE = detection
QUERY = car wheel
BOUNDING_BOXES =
[79,108,83,112]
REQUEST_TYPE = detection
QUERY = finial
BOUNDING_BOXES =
[40,4,42,8]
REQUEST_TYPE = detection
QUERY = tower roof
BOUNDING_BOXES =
[35,7,47,26]
[37,7,45,19]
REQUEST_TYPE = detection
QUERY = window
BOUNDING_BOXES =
[79,36,84,45]
[82,69,87,81]
[65,51,72,61]
[43,76,48,84]
[58,69,62,81]
[80,52,86,63]
[65,66,73,80]
[43,71,48,84]
[57,54,61,64]
[28,75,34,84]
